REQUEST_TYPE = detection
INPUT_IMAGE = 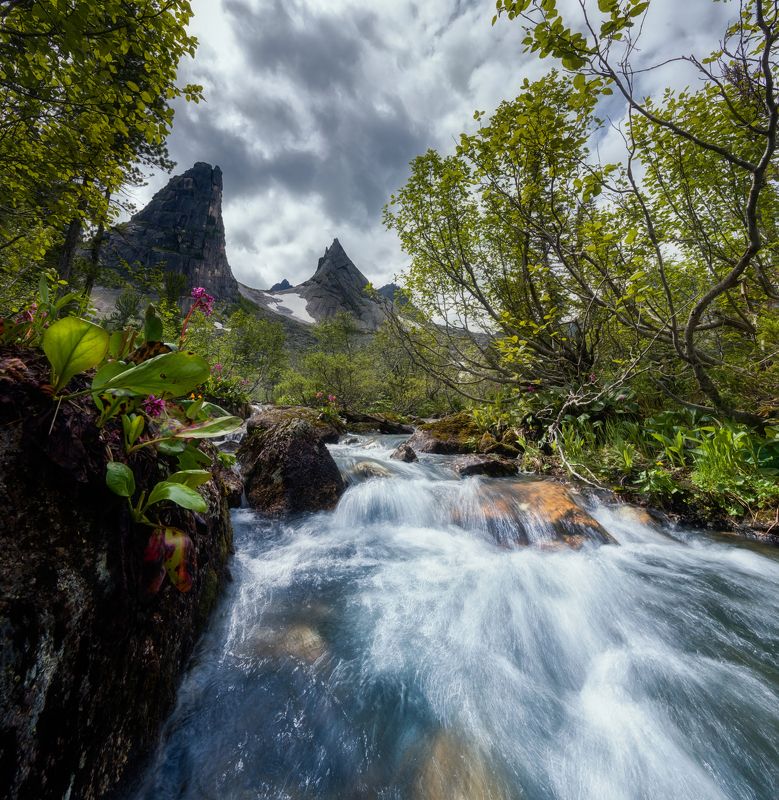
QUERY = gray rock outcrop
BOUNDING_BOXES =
[98,162,239,301]
[296,238,386,331]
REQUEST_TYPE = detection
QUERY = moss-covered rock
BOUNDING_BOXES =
[406,412,481,454]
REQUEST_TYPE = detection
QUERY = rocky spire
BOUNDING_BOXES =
[297,238,385,330]
[98,162,239,300]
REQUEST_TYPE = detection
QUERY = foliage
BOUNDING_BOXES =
[0,0,202,288]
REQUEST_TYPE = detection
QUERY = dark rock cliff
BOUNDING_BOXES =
[99,162,239,301]
[0,349,234,800]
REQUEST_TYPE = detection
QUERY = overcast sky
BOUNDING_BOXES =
[127,0,734,290]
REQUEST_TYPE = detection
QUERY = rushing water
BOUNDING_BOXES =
[130,435,779,800]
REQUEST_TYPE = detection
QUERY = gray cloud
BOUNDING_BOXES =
[131,0,737,290]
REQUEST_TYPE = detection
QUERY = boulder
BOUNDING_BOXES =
[0,347,233,800]
[351,460,392,480]
[453,454,519,478]
[247,405,345,444]
[237,407,345,515]
[495,481,616,547]
[406,412,481,455]
[342,410,414,434]
[390,443,418,462]
[459,480,616,548]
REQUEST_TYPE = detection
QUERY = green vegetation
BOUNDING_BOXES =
[0,0,200,299]
[383,0,778,525]
[274,312,460,416]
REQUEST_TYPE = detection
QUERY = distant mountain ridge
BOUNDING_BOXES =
[238,238,390,332]
[97,162,395,332]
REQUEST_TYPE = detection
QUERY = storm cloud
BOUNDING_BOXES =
[128,0,735,289]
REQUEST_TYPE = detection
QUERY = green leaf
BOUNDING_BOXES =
[177,443,212,470]
[168,469,212,488]
[106,462,135,497]
[144,305,164,343]
[624,228,637,245]
[43,317,110,392]
[122,414,145,447]
[157,438,187,455]
[99,351,210,397]
[173,415,243,439]
[93,361,131,390]
[185,397,204,420]
[146,480,207,512]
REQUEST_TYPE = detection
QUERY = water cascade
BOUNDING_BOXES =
[129,435,779,800]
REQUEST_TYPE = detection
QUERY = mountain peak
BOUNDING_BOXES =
[99,161,238,300]
[297,239,385,330]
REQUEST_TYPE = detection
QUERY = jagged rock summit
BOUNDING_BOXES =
[98,162,239,300]
[297,238,385,330]
[238,238,389,332]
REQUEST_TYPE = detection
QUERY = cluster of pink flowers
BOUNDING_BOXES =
[315,391,337,405]
[143,394,166,417]
[191,287,215,317]
[212,362,223,375]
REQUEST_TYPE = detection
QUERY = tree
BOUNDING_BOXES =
[385,1,778,425]
[490,0,778,423]
[0,0,201,300]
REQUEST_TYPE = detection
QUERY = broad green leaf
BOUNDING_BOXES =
[185,397,204,420]
[173,415,243,439]
[177,443,212,470]
[157,438,187,455]
[99,351,210,397]
[146,480,207,512]
[122,413,145,447]
[168,469,212,489]
[106,461,136,497]
[43,317,110,392]
[93,360,131,390]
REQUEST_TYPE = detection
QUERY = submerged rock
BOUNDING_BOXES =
[351,460,392,480]
[390,443,418,462]
[413,732,508,800]
[458,480,616,548]
[453,454,519,477]
[237,406,345,514]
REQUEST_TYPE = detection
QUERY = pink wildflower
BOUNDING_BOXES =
[328,394,336,404]
[143,394,166,417]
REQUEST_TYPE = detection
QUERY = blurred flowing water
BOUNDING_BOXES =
[129,434,779,800]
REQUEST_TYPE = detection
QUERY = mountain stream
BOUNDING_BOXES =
[129,434,779,800]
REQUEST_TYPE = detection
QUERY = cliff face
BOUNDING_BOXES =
[99,162,239,301]
[295,238,385,331]
[0,348,234,800]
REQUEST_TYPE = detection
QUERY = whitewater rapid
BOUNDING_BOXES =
[129,434,779,800]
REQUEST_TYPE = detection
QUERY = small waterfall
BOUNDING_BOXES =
[128,433,779,800]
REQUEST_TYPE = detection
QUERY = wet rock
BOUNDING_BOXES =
[342,410,414,434]
[453,454,519,478]
[390,443,418,462]
[237,406,345,515]
[406,413,481,455]
[613,504,659,529]
[246,623,327,665]
[0,346,233,800]
[352,460,392,480]
[413,732,508,800]
[504,481,616,546]
[246,405,345,444]
[219,468,244,508]
[341,435,361,445]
